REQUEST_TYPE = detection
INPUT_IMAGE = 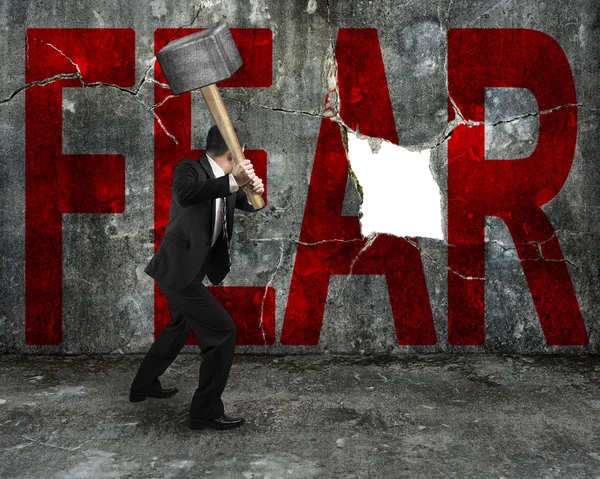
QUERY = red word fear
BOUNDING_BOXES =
[24,27,587,347]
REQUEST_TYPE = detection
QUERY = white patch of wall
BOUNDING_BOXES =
[306,0,318,14]
[345,130,443,240]
[150,0,168,18]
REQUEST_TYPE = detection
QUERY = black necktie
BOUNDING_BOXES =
[221,197,231,267]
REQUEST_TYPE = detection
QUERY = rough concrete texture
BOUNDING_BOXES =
[1,354,600,478]
[0,0,599,353]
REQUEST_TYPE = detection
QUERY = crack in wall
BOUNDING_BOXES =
[520,257,579,268]
[522,232,557,258]
[256,236,285,346]
[218,93,324,118]
[340,232,380,299]
[31,37,85,84]
[0,73,80,104]
[248,231,580,284]
[449,92,582,131]
[474,230,580,270]
[149,94,178,111]
[405,237,486,281]
[3,36,180,144]
[323,0,340,117]
[486,223,580,268]
[489,103,582,126]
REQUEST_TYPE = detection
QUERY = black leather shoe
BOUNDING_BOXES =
[188,414,245,430]
[129,385,178,402]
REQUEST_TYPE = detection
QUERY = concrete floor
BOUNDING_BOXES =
[1,353,599,479]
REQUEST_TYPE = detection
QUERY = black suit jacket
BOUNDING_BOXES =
[144,153,256,290]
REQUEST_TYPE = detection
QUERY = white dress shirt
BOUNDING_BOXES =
[206,153,239,247]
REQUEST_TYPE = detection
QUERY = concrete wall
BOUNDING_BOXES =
[1,0,598,354]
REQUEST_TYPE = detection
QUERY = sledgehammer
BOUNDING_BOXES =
[156,23,265,210]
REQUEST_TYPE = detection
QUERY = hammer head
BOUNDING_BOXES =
[156,23,243,95]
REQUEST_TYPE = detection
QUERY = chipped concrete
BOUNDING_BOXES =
[1,354,600,478]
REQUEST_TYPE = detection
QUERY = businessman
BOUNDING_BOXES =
[129,125,264,431]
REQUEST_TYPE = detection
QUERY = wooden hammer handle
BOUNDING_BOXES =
[200,84,265,210]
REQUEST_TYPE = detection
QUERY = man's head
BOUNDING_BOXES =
[205,124,244,174]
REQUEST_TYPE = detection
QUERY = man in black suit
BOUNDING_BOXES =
[129,125,264,431]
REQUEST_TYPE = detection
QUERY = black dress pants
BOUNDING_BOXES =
[130,249,237,419]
